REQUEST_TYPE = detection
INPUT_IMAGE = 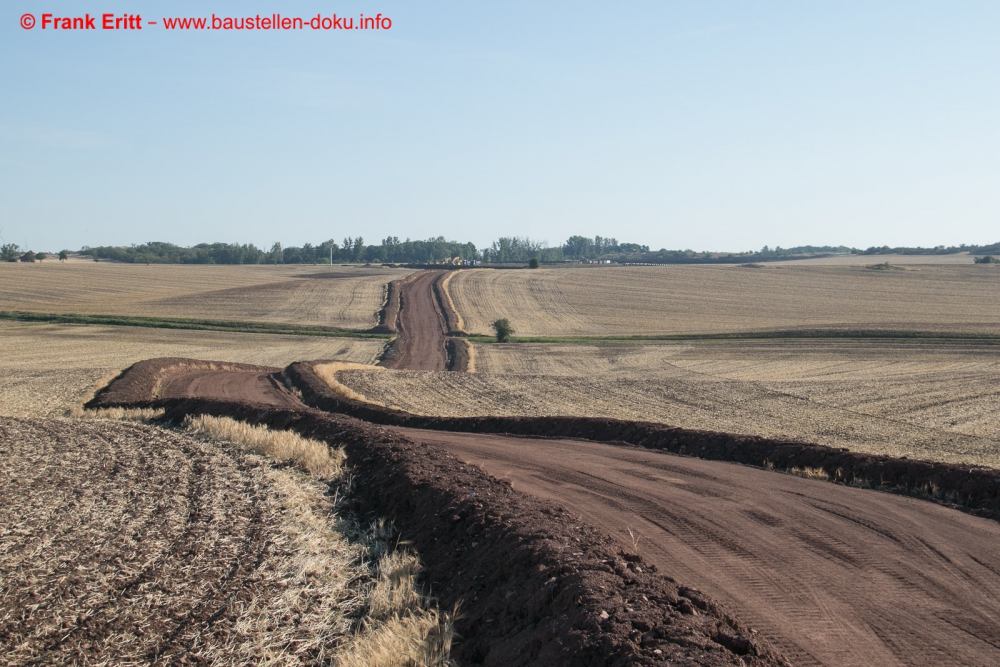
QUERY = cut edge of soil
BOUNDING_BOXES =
[149,398,791,667]
[280,360,1000,522]
[91,357,1000,523]
[87,357,281,408]
[446,337,473,372]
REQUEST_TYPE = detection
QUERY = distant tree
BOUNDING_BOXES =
[58,250,68,262]
[35,252,47,262]
[528,257,540,269]
[1,243,19,262]
[20,251,35,263]
[492,318,514,343]
[267,242,283,264]
[975,255,999,264]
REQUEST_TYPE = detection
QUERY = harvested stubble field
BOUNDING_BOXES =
[447,263,1000,336]
[0,415,453,665]
[0,262,414,329]
[0,322,384,418]
[336,339,1000,468]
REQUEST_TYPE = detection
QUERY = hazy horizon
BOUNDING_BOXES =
[3,1,998,252]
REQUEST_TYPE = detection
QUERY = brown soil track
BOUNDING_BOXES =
[395,427,1000,666]
[159,369,302,407]
[379,270,471,371]
[88,362,1000,665]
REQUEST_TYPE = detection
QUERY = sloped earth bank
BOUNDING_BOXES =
[395,428,1000,666]
[159,400,783,666]
[90,358,1000,665]
[90,362,787,666]
[378,270,472,372]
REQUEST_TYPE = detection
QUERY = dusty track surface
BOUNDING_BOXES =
[381,270,450,371]
[0,418,275,664]
[395,427,1000,667]
[158,369,303,407]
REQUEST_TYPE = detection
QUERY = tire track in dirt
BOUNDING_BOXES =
[380,271,451,371]
[394,427,1000,667]
[158,370,303,408]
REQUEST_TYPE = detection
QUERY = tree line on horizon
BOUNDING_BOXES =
[4,237,998,266]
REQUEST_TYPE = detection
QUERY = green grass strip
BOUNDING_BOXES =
[0,311,391,339]
[465,329,1000,345]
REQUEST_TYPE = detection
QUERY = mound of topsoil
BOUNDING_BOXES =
[91,357,280,407]
[152,397,788,666]
[282,360,1000,522]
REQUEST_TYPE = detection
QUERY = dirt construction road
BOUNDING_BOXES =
[395,427,1000,667]
[382,271,450,371]
[159,370,303,407]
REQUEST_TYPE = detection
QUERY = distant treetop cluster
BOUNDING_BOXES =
[4,236,996,266]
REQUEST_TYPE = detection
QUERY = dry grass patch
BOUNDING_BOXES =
[789,466,830,480]
[313,361,385,406]
[185,414,344,481]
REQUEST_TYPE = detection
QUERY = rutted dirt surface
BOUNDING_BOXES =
[154,399,790,667]
[395,427,1000,667]
[381,270,450,371]
[159,369,303,407]
[0,418,275,664]
[90,358,1000,665]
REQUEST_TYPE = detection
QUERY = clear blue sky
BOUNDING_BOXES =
[2,1,998,253]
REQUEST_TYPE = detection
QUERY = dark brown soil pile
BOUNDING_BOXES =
[151,398,788,666]
[433,270,464,335]
[281,361,1000,521]
[446,337,473,372]
[369,275,407,334]
[91,357,279,406]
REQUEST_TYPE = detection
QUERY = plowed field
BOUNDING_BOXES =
[0,262,414,329]
[447,264,1000,336]
[0,417,360,665]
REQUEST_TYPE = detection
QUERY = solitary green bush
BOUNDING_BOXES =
[35,252,47,262]
[492,318,514,343]
[974,255,999,264]
[528,257,540,269]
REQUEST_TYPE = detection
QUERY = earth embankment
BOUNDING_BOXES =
[154,398,787,666]
[90,357,1000,665]
[377,270,471,371]
[380,270,451,371]
[159,368,302,407]
[396,427,1000,667]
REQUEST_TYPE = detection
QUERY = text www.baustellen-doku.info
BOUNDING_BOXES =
[19,12,392,32]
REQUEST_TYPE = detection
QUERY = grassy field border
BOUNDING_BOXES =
[466,329,1000,345]
[0,310,391,339]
